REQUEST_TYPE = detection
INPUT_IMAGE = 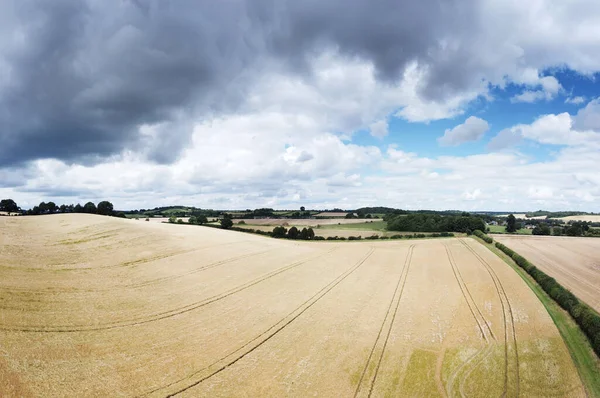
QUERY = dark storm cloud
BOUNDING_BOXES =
[0,0,476,166]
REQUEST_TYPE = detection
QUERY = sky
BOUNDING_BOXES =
[1,0,600,212]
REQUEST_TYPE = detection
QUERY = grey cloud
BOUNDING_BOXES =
[572,98,600,131]
[487,128,522,151]
[438,116,489,146]
[0,0,477,167]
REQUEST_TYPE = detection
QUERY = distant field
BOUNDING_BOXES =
[494,235,600,313]
[0,214,584,396]
[314,212,349,217]
[498,214,547,220]
[553,215,600,223]
[488,225,532,235]
[238,218,375,226]
[319,220,386,231]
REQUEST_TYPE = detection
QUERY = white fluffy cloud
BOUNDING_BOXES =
[3,0,600,211]
[511,75,563,103]
[488,100,600,150]
[438,116,490,146]
[369,119,389,138]
[565,96,586,105]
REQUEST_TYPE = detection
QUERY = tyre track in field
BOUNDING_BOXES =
[459,238,519,398]
[0,248,276,293]
[354,245,414,398]
[445,244,495,342]
[140,247,376,398]
[0,247,340,333]
[444,243,497,397]
[0,240,249,272]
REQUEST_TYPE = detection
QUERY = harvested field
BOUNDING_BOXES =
[313,212,350,217]
[494,235,600,312]
[0,214,584,397]
[237,218,375,226]
[552,215,600,223]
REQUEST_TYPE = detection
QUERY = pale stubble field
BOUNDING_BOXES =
[494,234,600,313]
[0,215,584,397]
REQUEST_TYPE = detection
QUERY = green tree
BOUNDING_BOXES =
[97,201,114,216]
[197,214,208,224]
[506,214,517,233]
[299,227,309,240]
[307,227,315,240]
[168,215,177,223]
[220,217,233,229]
[83,202,97,214]
[287,226,299,239]
[0,199,19,213]
[532,223,551,235]
[300,206,305,212]
[272,226,287,238]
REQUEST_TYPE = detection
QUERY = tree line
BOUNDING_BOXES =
[0,198,124,217]
[386,213,486,233]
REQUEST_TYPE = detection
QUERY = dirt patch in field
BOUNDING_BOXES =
[0,215,583,397]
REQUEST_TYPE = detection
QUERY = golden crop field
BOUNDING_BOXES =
[0,215,584,397]
[494,235,600,313]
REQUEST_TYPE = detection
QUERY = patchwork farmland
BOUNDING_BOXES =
[0,215,584,397]
[494,235,600,313]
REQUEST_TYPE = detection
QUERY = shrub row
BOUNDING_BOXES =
[473,229,493,244]
[495,242,600,356]
[321,232,454,241]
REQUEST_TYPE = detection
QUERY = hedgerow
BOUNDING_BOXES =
[495,242,600,356]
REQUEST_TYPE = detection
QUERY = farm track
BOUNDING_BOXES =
[0,247,340,332]
[141,247,376,397]
[444,243,496,397]
[0,247,277,293]
[354,245,414,398]
[459,239,520,397]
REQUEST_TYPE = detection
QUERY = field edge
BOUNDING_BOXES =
[471,236,600,398]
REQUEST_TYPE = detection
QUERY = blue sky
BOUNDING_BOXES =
[1,1,600,211]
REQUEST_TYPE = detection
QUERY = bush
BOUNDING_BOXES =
[495,241,600,356]
[272,226,288,238]
[168,216,177,223]
[287,226,299,239]
[313,236,325,240]
[473,230,493,243]
[238,220,246,225]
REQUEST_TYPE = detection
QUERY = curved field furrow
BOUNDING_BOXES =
[0,247,340,332]
[142,247,375,397]
[444,243,497,397]
[354,245,414,398]
[0,247,277,293]
[459,238,520,397]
